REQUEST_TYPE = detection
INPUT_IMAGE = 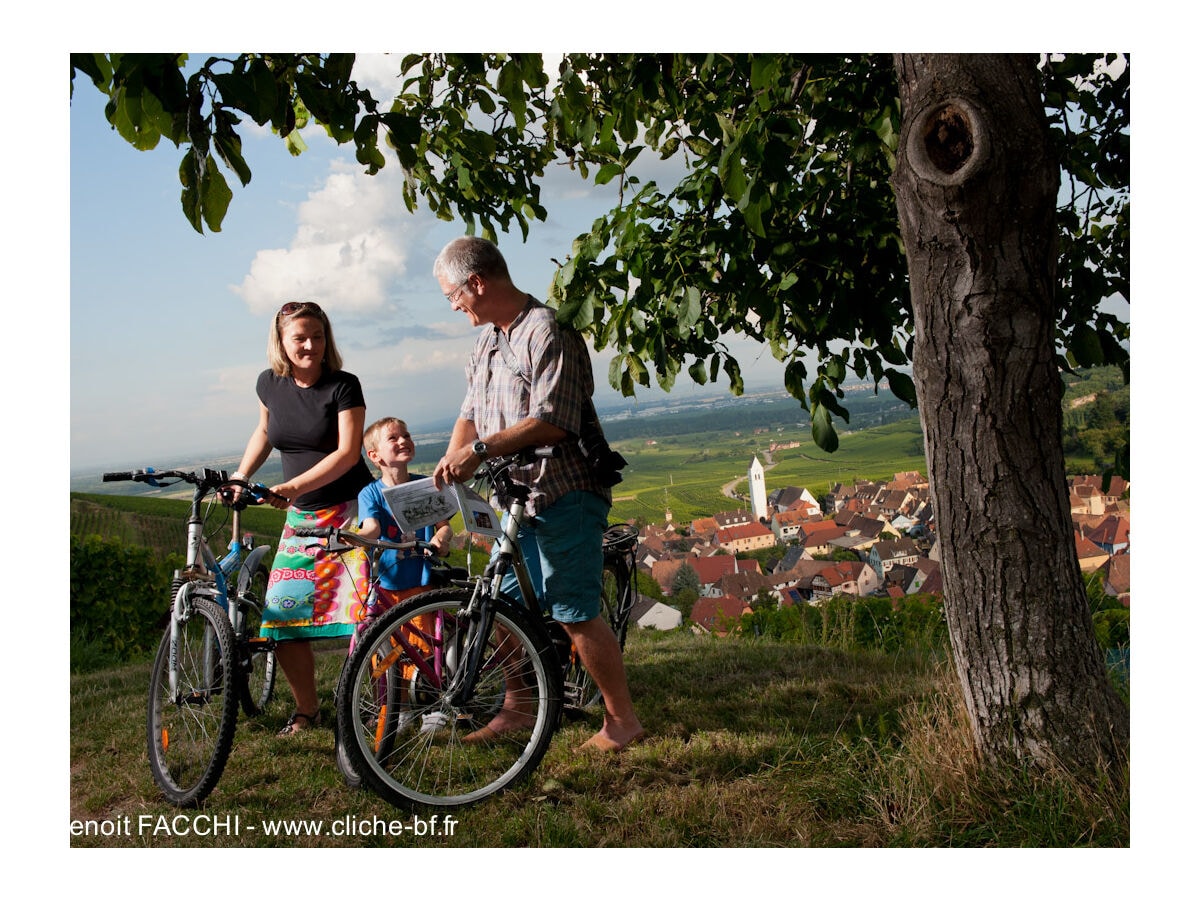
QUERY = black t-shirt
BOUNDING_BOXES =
[256,368,373,510]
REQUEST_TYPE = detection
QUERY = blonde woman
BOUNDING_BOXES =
[233,301,374,736]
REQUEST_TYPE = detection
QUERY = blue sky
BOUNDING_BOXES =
[69,54,797,470]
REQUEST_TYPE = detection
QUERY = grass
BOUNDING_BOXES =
[69,628,1127,848]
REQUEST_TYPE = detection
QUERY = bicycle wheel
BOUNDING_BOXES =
[146,595,240,807]
[235,563,277,716]
[561,559,630,713]
[337,588,562,809]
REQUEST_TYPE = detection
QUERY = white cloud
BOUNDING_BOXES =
[232,162,421,315]
[351,53,407,102]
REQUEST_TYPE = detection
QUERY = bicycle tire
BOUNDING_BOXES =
[235,563,277,716]
[561,557,632,713]
[146,595,240,807]
[337,588,562,809]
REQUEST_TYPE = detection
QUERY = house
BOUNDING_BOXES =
[1101,553,1130,607]
[715,510,756,528]
[769,485,822,517]
[914,565,943,596]
[797,520,848,556]
[908,558,942,595]
[1086,515,1129,556]
[1074,532,1109,573]
[810,560,879,600]
[822,482,855,514]
[770,508,820,543]
[868,538,922,581]
[650,557,687,595]
[884,563,920,594]
[690,595,750,635]
[715,520,776,554]
[691,555,760,595]
[631,596,684,630]
[715,570,778,604]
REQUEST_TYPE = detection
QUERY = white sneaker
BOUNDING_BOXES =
[396,710,418,732]
[420,711,448,734]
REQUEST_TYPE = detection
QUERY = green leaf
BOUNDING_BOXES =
[595,162,624,185]
[719,148,747,203]
[678,287,702,335]
[179,149,203,233]
[1068,324,1105,368]
[285,129,307,156]
[886,369,918,406]
[811,403,839,453]
[784,359,808,402]
[214,130,252,187]
[200,155,232,232]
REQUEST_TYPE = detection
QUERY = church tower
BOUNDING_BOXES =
[749,456,768,522]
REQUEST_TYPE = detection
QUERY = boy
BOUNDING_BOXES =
[358,416,453,602]
[340,417,453,787]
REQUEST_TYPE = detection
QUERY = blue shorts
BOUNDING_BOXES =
[494,490,609,624]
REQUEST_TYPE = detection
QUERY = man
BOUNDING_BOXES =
[432,236,645,753]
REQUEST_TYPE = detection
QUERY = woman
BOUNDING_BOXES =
[232,300,374,735]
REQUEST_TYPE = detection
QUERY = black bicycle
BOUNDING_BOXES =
[102,467,282,806]
[302,449,640,809]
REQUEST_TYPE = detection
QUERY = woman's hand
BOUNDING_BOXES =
[267,483,297,509]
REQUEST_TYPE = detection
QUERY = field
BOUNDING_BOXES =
[608,417,927,525]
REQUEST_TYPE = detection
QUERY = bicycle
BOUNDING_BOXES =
[300,448,641,809]
[101,467,282,806]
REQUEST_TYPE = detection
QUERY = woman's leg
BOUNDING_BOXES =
[276,640,320,732]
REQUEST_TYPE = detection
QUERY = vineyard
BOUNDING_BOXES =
[70,493,287,564]
[608,417,928,525]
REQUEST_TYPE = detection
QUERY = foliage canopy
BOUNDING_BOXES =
[70,52,1128,452]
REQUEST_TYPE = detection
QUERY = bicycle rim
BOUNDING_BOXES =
[236,565,277,716]
[146,596,240,806]
[337,589,561,809]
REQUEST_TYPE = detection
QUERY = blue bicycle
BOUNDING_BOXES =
[102,467,282,806]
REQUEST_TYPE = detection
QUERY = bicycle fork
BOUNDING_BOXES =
[444,578,497,707]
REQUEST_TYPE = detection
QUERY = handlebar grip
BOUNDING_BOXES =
[246,483,277,504]
[102,472,134,482]
[292,526,332,538]
[514,445,561,463]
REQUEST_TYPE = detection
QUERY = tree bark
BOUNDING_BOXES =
[891,54,1128,774]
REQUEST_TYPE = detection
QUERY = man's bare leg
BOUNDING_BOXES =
[562,616,644,750]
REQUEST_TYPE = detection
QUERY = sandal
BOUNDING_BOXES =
[278,709,322,736]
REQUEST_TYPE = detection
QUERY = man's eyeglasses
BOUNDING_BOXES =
[278,301,324,318]
[444,279,471,304]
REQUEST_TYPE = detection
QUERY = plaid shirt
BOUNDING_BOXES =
[460,298,612,516]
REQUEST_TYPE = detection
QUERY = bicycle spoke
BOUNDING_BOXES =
[338,590,560,808]
[147,597,240,807]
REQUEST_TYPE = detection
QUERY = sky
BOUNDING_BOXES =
[68,53,796,471]
[17,4,1191,885]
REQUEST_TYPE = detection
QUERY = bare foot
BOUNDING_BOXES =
[576,726,647,753]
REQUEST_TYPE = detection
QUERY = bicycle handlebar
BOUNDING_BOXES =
[291,525,433,555]
[101,467,286,508]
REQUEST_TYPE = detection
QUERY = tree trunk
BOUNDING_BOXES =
[890,54,1128,774]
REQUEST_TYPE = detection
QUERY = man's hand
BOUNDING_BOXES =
[433,446,481,489]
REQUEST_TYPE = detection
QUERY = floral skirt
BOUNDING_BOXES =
[261,501,371,641]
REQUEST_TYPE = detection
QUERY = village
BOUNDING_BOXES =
[621,456,1132,635]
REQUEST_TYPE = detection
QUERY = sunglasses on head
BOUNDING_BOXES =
[278,301,324,318]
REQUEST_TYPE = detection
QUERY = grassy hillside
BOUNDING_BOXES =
[68,627,1126,848]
